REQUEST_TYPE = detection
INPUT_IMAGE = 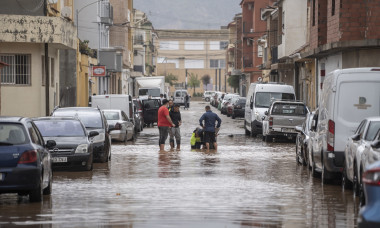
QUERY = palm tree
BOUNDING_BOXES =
[188,73,200,95]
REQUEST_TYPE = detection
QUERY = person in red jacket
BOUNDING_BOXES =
[157,99,175,151]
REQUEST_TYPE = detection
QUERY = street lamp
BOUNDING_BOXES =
[76,0,101,39]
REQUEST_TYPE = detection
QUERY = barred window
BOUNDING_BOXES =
[210,59,226,68]
[0,54,31,85]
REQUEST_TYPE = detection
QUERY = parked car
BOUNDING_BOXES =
[34,117,98,171]
[173,89,188,106]
[51,107,112,163]
[295,112,315,166]
[221,94,239,115]
[343,117,380,202]
[103,109,135,142]
[0,117,56,202]
[262,101,308,142]
[358,160,380,227]
[245,83,295,137]
[361,129,380,180]
[226,96,239,117]
[203,91,216,102]
[142,99,161,127]
[229,97,246,119]
[133,98,144,132]
[211,92,223,107]
[312,68,380,184]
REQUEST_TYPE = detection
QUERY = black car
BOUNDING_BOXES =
[231,97,246,119]
[34,117,99,171]
[133,98,144,132]
[0,117,56,202]
[141,99,161,127]
[51,107,111,163]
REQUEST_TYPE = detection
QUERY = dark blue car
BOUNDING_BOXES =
[358,160,380,227]
[0,117,56,202]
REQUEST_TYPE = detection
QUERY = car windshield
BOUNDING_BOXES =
[139,88,161,97]
[238,99,246,104]
[0,123,28,145]
[175,91,187,97]
[103,111,120,120]
[53,110,103,129]
[365,121,380,141]
[143,99,160,109]
[35,120,86,137]
[272,103,307,116]
[255,92,295,108]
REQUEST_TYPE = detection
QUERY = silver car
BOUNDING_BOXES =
[103,109,135,142]
[343,117,380,200]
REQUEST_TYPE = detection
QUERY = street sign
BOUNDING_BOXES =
[92,66,106,76]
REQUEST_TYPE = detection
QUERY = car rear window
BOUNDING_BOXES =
[255,92,295,108]
[272,103,307,116]
[53,110,103,129]
[0,123,28,145]
[35,120,86,137]
[103,111,120,120]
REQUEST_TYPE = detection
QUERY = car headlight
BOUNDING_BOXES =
[255,111,262,121]
[75,144,88,154]
[92,132,105,143]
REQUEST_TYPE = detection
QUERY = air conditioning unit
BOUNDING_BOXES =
[250,28,254,33]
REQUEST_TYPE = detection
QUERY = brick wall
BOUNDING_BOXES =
[310,0,327,49]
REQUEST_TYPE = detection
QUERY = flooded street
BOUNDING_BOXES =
[0,101,359,227]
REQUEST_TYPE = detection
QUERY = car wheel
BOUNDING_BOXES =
[265,135,271,142]
[295,139,301,165]
[251,123,257,137]
[244,121,250,136]
[342,164,352,190]
[43,170,52,195]
[227,113,230,117]
[353,165,360,197]
[29,177,43,202]
[86,154,93,171]
[311,152,319,178]
[205,97,210,102]
[232,114,236,119]
[302,146,308,167]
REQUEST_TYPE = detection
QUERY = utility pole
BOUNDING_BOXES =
[219,68,221,92]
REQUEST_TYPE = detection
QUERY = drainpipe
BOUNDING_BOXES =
[45,43,50,116]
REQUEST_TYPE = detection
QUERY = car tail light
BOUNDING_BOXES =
[18,150,37,164]
[114,123,122,130]
[327,120,335,152]
[269,117,273,127]
[362,168,380,186]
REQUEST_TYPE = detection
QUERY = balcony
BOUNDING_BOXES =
[0,14,76,49]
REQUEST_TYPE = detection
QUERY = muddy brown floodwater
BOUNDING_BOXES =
[0,102,359,228]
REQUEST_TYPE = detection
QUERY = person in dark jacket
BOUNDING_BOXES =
[184,94,189,110]
[169,104,182,150]
[199,105,221,150]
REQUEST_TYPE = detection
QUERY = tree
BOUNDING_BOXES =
[188,73,200,95]
[165,73,178,86]
[201,74,211,91]
[228,75,240,93]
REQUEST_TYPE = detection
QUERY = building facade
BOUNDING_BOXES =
[155,29,230,96]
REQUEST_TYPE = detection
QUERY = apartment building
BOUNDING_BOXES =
[0,0,76,117]
[155,29,230,96]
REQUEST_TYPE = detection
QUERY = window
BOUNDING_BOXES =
[258,45,263,57]
[0,54,31,85]
[27,122,42,146]
[185,59,204,69]
[159,41,179,50]
[209,41,228,50]
[332,0,335,16]
[184,41,204,50]
[210,59,226,68]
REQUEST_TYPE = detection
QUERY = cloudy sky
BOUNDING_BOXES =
[134,0,242,29]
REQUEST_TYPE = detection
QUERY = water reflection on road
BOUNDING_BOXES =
[0,102,358,227]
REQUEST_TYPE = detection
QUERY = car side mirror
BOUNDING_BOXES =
[351,134,360,141]
[264,111,268,115]
[250,102,253,109]
[295,125,302,132]
[88,131,99,138]
[46,140,56,149]
[371,140,380,149]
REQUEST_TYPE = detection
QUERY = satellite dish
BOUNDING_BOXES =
[48,0,58,3]
[61,6,72,18]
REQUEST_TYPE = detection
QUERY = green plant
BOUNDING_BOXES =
[188,73,200,94]
[201,74,211,90]
[228,75,240,92]
[165,73,178,86]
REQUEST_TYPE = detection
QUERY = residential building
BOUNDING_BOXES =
[0,0,76,117]
[155,29,230,96]
[0,61,9,114]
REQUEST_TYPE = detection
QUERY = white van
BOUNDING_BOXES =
[91,95,134,119]
[311,68,380,183]
[173,90,188,106]
[244,83,295,137]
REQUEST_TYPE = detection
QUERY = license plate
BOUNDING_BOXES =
[53,157,67,163]
[282,128,295,132]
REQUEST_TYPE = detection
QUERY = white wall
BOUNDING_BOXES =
[317,52,342,96]
[278,0,308,58]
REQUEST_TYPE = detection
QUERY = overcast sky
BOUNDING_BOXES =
[134,0,242,30]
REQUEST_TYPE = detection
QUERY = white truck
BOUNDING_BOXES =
[135,76,166,100]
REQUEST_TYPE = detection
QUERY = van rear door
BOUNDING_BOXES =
[335,76,380,153]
